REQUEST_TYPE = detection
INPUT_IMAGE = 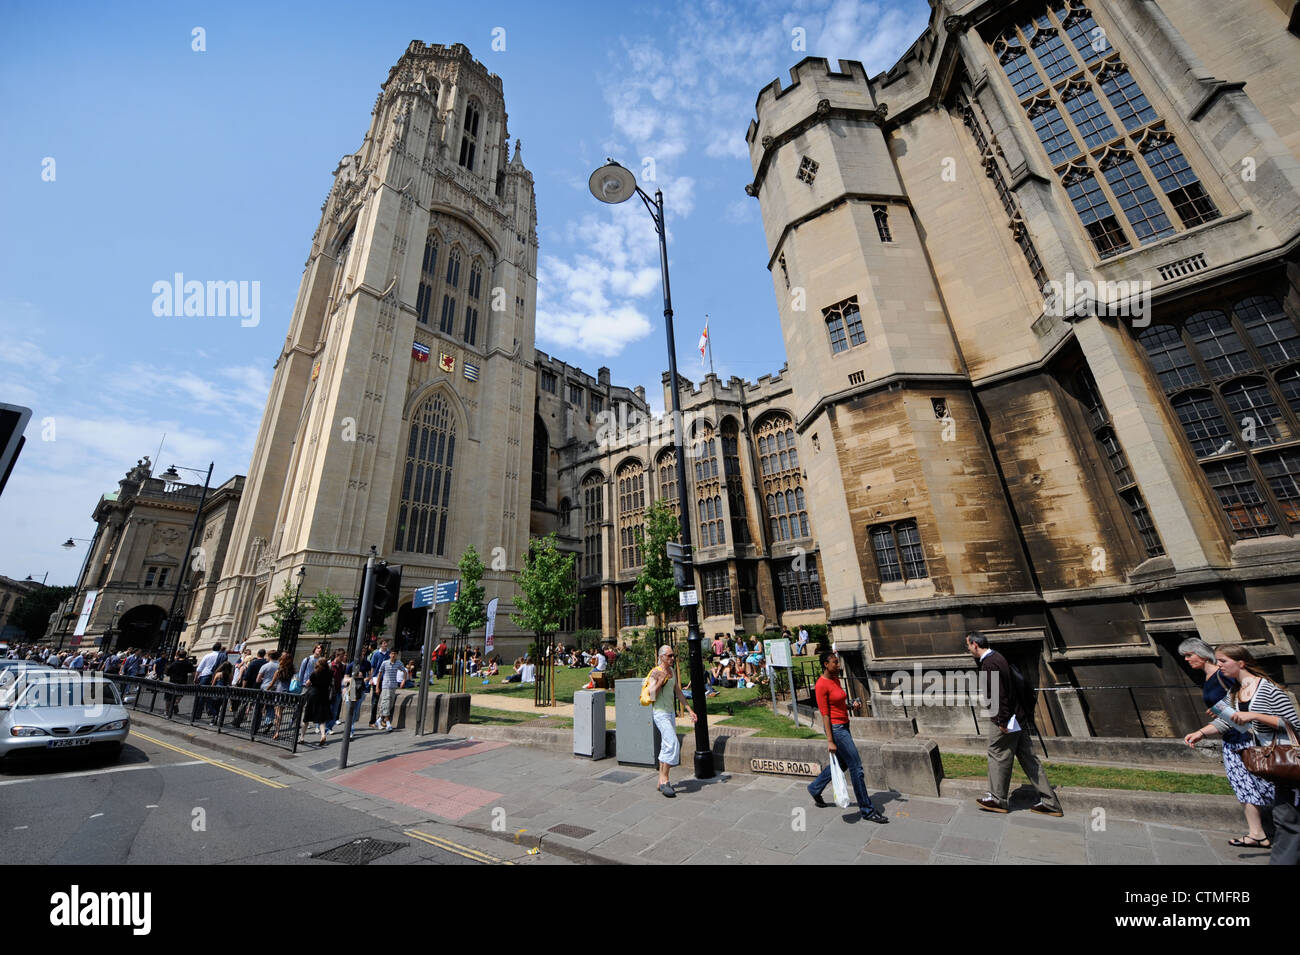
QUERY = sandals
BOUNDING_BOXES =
[1228,835,1271,848]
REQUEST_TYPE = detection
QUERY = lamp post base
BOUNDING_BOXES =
[693,749,715,780]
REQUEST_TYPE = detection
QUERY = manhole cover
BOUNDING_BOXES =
[596,770,640,784]
[313,838,406,865]
[549,824,595,839]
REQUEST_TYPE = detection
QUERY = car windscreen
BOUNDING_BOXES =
[4,675,122,708]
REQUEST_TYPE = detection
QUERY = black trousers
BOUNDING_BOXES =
[1273,787,1299,866]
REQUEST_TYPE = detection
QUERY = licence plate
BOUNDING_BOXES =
[48,738,91,748]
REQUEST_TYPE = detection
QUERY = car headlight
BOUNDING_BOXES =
[10,726,48,737]
[97,720,128,731]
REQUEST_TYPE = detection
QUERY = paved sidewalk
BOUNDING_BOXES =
[147,715,1269,866]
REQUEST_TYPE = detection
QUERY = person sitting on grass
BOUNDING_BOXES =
[502,657,525,683]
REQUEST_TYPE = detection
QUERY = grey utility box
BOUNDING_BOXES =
[615,678,655,766]
[573,689,607,759]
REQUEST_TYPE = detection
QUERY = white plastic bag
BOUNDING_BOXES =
[829,749,851,808]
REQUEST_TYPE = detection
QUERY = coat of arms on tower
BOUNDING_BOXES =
[439,352,455,374]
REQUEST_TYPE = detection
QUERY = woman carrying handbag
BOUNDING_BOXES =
[1185,644,1300,864]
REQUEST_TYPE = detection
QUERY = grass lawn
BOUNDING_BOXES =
[940,752,1234,795]
[719,704,823,739]
[420,662,770,710]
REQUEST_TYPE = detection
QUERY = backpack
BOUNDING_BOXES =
[640,666,666,706]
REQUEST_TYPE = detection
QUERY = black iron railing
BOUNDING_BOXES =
[109,675,308,753]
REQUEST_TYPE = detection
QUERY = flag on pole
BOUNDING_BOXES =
[698,320,709,367]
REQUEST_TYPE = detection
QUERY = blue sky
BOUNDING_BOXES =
[0,0,930,585]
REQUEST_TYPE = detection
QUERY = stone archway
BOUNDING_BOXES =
[116,604,167,653]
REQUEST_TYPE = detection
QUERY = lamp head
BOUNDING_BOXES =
[62,538,76,550]
[588,161,637,204]
[161,465,180,480]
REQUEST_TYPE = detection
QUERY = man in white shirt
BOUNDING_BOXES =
[195,643,224,684]
[797,628,810,655]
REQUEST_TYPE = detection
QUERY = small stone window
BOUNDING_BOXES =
[797,156,819,184]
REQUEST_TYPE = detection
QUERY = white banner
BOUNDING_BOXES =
[484,597,499,654]
[73,590,98,637]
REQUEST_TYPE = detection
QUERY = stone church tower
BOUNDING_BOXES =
[201,42,538,650]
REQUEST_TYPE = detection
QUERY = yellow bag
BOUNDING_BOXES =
[640,665,664,706]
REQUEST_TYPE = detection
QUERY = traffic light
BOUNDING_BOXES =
[665,541,690,589]
[368,562,402,631]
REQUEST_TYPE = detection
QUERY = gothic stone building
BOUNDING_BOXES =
[743,0,1300,735]
[199,43,541,656]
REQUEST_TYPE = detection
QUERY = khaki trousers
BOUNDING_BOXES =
[986,724,1060,810]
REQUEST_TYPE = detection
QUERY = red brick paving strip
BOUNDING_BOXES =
[333,740,508,820]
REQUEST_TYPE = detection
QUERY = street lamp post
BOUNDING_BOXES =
[589,160,715,779]
[278,566,308,661]
[161,462,214,659]
[58,536,96,648]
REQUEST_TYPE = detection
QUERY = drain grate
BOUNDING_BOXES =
[313,838,407,865]
[596,770,640,784]
[548,823,596,839]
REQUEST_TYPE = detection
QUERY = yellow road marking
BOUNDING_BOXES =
[404,828,515,865]
[130,730,287,789]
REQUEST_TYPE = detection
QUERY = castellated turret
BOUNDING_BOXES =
[743,55,1032,647]
[745,58,966,430]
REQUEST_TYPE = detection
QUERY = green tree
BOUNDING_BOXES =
[627,499,681,624]
[510,534,578,638]
[448,545,487,637]
[511,534,578,706]
[305,587,346,637]
[257,578,298,644]
[11,585,74,640]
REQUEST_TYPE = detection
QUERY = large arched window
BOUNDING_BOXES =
[656,448,679,516]
[439,249,461,335]
[755,413,808,543]
[582,471,604,579]
[395,393,456,556]
[415,232,439,326]
[458,100,480,170]
[617,460,646,571]
[721,417,750,544]
[464,260,483,345]
[531,417,548,505]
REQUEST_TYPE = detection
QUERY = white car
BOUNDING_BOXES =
[0,671,130,762]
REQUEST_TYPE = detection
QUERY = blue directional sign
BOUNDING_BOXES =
[413,581,460,608]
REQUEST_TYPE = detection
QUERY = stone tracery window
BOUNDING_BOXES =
[582,471,604,579]
[755,414,808,543]
[1137,294,1300,539]
[990,4,1218,259]
[616,460,646,571]
[395,393,456,556]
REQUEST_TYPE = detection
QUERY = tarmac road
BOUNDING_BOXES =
[0,730,559,865]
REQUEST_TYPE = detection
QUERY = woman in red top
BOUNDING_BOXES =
[807,651,888,824]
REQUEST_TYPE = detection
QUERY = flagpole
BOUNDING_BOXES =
[708,318,716,379]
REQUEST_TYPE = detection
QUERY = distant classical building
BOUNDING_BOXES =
[51,458,243,652]
[742,0,1300,735]
[0,575,44,642]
